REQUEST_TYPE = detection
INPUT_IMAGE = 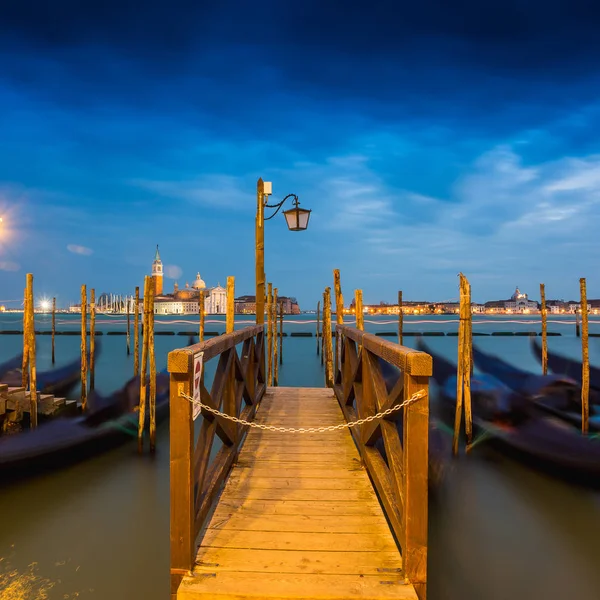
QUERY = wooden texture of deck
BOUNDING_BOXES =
[177,387,418,600]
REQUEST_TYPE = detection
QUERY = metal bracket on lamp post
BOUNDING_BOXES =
[264,194,300,221]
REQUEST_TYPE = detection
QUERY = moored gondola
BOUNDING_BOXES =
[0,352,24,377]
[417,339,600,486]
[472,343,600,431]
[1,340,102,401]
[531,336,600,392]
[0,371,170,481]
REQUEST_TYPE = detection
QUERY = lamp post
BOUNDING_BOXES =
[255,178,311,324]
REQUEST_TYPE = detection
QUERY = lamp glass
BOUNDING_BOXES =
[283,207,311,231]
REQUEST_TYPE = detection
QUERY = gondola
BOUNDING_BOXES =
[472,343,600,431]
[0,352,24,377]
[531,337,600,391]
[378,358,452,489]
[416,339,600,484]
[0,371,170,480]
[0,341,102,400]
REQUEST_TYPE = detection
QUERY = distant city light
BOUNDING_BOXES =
[39,299,51,311]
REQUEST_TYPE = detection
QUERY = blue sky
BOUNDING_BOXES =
[1,1,600,308]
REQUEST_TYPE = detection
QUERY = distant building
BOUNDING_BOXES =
[152,245,163,296]
[505,287,539,312]
[234,295,300,315]
[205,285,227,314]
[345,300,435,315]
[484,287,539,314]
[235,295,257,315]
[149,248,229,315]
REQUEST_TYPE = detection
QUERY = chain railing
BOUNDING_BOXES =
[179,388,426,433]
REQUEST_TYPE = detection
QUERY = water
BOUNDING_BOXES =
[1,313,599,599]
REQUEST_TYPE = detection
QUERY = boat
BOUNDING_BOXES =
[0,371,170,480]
[416,339,600,484]
[531,337,600,391]
[0,341,102,400]
[0,352,24,377]
[472,343,600,431]
[377,358,452,490]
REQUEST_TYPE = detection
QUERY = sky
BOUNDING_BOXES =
[1,1,600,309]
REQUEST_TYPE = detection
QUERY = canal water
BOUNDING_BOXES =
[1,313,599,599]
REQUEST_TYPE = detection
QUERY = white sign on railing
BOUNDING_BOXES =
[192,351,204,421]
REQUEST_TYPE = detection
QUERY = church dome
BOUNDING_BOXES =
[192,272,206,290]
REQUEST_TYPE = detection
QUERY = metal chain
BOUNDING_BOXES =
[178,389,426,434]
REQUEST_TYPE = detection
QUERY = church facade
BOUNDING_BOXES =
[484,287,539,314]
[150,246,228,315]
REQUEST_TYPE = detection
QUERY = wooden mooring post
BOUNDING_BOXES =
[149,282,157,453]
[199,289,205,342]
[226,276,235,334]
[134,286,140,376]
[279,300,283,365]
[80,284,88,411]
[90,289,96,391]
[138,276,151,453]
[354,289,364,331]
[25,274,37,428]
[316,300,321,357]
[580,277,589,435]
[51,297,56,364]
[540,283,548,375]
[323,287,333,387]
[273,287,279,386]
[453,273,473,454]
[398,290,403,345]
[333,269,344,379]
[126,297,131,355]
[21,286,29,389]
[267,282,273,387]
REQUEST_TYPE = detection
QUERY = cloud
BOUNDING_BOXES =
[129,175,252,210]
[0,260,19,271]
[265,141,600,300]
[543,157,600,193]
[67,244,93,256]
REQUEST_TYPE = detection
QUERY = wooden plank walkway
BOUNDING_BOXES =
[177,387,418,600]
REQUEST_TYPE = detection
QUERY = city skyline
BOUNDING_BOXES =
[2,2,600,307]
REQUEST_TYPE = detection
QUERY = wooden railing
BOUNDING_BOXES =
[168,324,266,597]
[334,324,431,600]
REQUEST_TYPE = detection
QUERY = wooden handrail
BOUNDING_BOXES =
[168,324,263,370]
[337,325,431,375]
[168,324,266,597]
[334,323,431,600]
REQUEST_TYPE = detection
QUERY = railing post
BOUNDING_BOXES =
[402,362,429,600]
[169,353,194,598]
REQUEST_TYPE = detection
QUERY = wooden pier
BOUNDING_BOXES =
[169,324,431,600]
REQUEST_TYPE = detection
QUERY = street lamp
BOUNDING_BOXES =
[266,194,311,232]
[255,178,311,324]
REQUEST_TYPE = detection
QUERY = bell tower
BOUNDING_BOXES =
[152,245,163,296]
